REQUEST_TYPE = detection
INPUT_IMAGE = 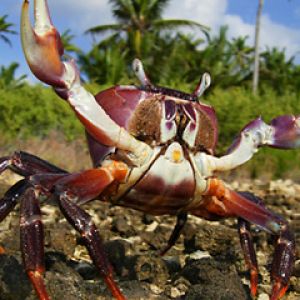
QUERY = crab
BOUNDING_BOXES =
[0,0,299,299]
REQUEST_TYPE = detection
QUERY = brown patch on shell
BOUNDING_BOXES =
[195,109,216,152]
[128,97,162,144]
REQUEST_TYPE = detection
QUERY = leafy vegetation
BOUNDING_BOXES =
[0,84,83,140]
[0,63,26,89]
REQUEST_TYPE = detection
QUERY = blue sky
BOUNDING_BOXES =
[1,0,300,81]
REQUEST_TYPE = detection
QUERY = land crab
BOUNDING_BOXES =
[0,0,299,299]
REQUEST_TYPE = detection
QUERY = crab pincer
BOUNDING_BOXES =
[21,0,66,87]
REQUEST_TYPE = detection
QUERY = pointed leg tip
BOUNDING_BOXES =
[104,275,126,300]
[270,281,288,300]
[28,270,50,300]
[250,269,258,297]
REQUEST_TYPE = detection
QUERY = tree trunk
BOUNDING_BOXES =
[252,0,264,94]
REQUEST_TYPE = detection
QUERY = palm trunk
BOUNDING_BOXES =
[252,0,264,94]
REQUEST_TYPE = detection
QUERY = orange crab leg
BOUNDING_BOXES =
[14,160,129,300]
[205,178,284,232]
[205,178,295,300]
[50,163,129,300]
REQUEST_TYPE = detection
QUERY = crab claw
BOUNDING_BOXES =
[21,0,65,87]
[270,115,300,149]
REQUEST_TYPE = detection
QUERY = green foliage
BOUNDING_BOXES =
[0,84,83,140]
[0,63,26,89]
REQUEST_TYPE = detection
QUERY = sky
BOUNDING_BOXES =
[1,0,300,82]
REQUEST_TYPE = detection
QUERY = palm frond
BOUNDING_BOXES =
[0,15,17,47]
[85,24,125,35]
[152,19,209,33]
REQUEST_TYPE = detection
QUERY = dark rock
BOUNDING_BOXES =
[142,214,155,225]
[182,257,249,300]
[0,255,32,300]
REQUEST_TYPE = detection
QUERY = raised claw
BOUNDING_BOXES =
[270,115,300,149]
[21,0,152,164]
[21,0,65,87]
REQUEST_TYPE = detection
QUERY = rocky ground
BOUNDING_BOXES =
[0,171,299,300]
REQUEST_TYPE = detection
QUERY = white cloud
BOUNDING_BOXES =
[48,0,113,33]
[260,15,300,57]
[164,0,227,31]
[224,14,300,59]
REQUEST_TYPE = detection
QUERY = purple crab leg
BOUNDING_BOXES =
[0,151,67,177]
[238,217,258,297]
[0,179,29,222]
[160,212,187,256]
[237,192,264,297]
[57,194,125,300]
[270,226,295,300]
[41,163,129,299]
[20,187,49,300]
[206,179,296,300]
[21,0,151,166]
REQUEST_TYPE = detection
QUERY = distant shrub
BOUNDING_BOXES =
[0,84,83,140]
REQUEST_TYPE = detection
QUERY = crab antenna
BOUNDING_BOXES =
[132,58,152,87]
[193,72,211,98]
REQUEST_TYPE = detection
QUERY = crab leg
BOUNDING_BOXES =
[160,212,187,256]
[0,151,67,177]
[0,179,29,222]
[21,0,151,166]
[52,167,129,299]
[57,196,125,300]
[205,115,300,173]
[205,178,295,300]
[20,187,49,300]
[38,162,128,299]
[238,217,258,297]
[237,192,264,297]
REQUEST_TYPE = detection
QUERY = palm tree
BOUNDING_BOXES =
[85,0,209,57]
[0,15,17,46]
[0,62,26,89]
[78,35,129,85]
[260,47,294,94]
[60,29,83,56]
